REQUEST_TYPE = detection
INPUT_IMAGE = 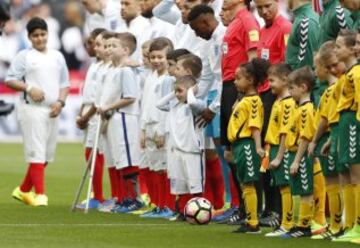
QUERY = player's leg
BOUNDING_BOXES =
[283,155,314,238]
[266,148,294,237]
[232,139,261,234]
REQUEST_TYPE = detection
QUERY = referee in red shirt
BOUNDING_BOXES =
[254,0,292,227]
[220,0,259,153]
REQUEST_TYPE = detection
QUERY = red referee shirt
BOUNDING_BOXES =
[257,14,292,64]
[221,8,260,82]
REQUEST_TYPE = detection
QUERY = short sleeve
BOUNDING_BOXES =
[5,50,27,82]
[279,102,293,134]
[248,97,262,129]
[120,68,137,98]
[299,106,315,141]
[242,17,260,52]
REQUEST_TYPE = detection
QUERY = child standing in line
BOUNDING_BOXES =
[228,58,269,234]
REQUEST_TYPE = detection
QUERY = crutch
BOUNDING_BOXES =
[84,114,102,214]
[70,147,94,212]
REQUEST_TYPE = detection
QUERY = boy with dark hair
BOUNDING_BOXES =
[7,17,69,207]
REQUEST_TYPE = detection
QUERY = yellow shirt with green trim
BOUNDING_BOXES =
[228,95,264,143]
[337,65,358,113]
[285,101,316,151]
[328,76,345,125]
[265,96,296,145]
[346,64,360,121]
[315,83,334,131]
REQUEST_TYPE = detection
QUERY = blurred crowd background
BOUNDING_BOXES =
[0,0,90,81]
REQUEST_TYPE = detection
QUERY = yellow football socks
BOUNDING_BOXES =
[313,162,326,225]
[280,186,294,230]
[343,184,355,229]
[242,184,258,227]
[326,184,342,232]
[298,200,313,228]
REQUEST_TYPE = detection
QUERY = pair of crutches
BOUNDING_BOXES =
[71,115,102,213]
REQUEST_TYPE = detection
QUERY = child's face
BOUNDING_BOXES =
[234,67,253,93]
[174,60,190,77]
[168,59,177,76]
[314,55,328,81]
[94,35,105,60]
[109,38,128,61]
[104,39,113,60]
[268,74,287,95]
[355,33,360,58]
[289,83,305,102]
[150,48,168,72]
[174,83,188,103]
[324,55,345,78]
[335,36,353,62]
[85,36,96,57]
[28,28,48,51]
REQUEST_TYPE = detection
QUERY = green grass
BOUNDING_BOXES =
[0,143,356,248]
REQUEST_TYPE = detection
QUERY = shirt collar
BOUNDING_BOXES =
[293,3,312,17]
[211,22,226,41]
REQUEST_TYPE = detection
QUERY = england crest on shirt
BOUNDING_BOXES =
[110,19,117,31]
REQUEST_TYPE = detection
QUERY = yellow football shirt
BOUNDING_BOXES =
[337,66,358,113]
[285,102,316,151]
[314,84,334,130]
[228,95,264,143]
[327,76,345,125]
[345,64,360,121]
[265,96,296,145]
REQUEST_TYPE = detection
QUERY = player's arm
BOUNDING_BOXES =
[50,55,70,118]
[290,137,309,175]
[5,51,45,102]
[157,91,176,111]
[100,98,135,113]
[308,116,328,156]
[252,127,265,158]
[50,87,69,118]
[152,0,180,25]
[270,134,287,169]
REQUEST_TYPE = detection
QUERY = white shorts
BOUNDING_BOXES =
[168,148,205,195]
[140,124,167,171]
[17,103,58,163]
[105,112,140,170]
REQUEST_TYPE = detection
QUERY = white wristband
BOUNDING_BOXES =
[26,85,33,93]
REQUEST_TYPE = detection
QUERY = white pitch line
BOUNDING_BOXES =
[0,223,178,227]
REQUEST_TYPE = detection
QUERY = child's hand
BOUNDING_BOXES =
[290,162,299,176]
[308,142,317,157]
[256,147,265,158]
[224,149,233,163]
[76,116,88,130]
[321,139,331,156]
[270,157,281,169]
[155,134,165,149]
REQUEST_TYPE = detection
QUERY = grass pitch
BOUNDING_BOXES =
[0,143,356,248]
